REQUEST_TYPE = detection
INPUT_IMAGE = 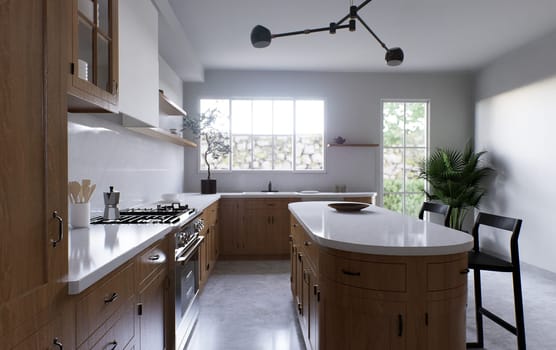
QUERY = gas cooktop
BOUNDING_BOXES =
[90,203,197,224]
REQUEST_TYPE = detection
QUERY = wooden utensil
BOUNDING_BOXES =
[69,181,81,203]
[81,179,91,203]
[84,184,96,202]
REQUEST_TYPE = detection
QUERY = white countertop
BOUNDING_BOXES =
[288,201,473,256]
[219,191,376,199]
[67,194,220,295]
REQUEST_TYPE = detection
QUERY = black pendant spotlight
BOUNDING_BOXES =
[250,0,404,66]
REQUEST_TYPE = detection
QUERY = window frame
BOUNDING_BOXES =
[380,99,430,215]
[196,98,327,174]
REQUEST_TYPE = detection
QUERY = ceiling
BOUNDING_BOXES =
[167,0,556,74]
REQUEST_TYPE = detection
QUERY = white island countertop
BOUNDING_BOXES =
[289,201,473,256]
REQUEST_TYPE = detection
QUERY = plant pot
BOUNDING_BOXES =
[201,179,217,194]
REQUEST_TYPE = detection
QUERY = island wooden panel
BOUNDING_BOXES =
[291,215,468,350]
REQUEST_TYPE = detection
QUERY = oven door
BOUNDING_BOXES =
[174,237,203,350]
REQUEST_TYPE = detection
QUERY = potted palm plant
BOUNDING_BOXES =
[418,141,494,230]
[182,109,231,194]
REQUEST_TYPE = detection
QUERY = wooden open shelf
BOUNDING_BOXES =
[159,90,187,116]
[327,143,379,148]
[127,127,196,147]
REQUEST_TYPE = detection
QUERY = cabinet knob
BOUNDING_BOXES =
[304,241,311,246]
[108,341,118,350]
[460,268,470,274]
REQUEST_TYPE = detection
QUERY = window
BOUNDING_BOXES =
[199,99,324,171]
[382,101,428,216]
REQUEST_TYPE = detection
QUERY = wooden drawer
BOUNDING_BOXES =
[76,262,135,346]
[427,255,468,291]
[137,240,167,287]
[79,297,135,350]
[246,198,291,210]
[299,229,318,269]
[320,253,406,292]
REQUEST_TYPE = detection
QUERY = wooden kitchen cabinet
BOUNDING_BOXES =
[1,0,71,348]
[67,0,119,112]
[219,199,246,257]
[290,216,320,350]
[220,198,298,258]
[292,214,468,350]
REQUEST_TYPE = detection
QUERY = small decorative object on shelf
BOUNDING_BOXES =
[334,136,346,144]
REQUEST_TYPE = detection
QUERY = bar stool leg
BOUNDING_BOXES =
[513,268,526,350]
[473,269,484,348]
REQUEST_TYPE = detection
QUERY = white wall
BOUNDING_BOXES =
[182,70,473,194]
[475,29,556,272]
[68,114,185,215]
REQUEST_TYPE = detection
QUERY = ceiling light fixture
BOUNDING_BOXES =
[250,0,404,66]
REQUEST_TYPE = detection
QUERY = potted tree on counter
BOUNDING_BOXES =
[418,141,494,231]
[183,109,231,194]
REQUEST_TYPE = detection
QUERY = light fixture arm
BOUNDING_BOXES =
[271,23,351,39]
[355,14,389,51]
[250,0,404,66]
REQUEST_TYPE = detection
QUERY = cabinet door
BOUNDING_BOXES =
[290,242,297,297]
[425,293,466,350]
[69,0,118,110]
[309,269,319,350]
[244,206,272,254]
[270,202,292,255]
[138,270,167,350]
[1,0,69,347]
[320,280,406,350]
[218,199,244,256]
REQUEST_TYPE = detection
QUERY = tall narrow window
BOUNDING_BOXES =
[382,101,428,216]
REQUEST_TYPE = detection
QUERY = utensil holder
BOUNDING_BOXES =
[70,202,90,228]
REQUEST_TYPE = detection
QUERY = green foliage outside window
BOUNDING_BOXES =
[383,101,428,216]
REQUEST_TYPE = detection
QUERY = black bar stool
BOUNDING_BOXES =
[418,201,451,227]
[466,212,525,350]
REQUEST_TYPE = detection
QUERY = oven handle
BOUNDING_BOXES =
[176,236,204,263]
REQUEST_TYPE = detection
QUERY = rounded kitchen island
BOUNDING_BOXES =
[288,201,473,350]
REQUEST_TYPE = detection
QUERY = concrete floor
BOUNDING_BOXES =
[187,260,556,350]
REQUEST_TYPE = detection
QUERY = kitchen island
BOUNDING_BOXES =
[288,201,473,350]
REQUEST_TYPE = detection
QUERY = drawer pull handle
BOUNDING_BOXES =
[104,292,119,303]
[53,338,63,350]
[341,269,361,276]
[148,254,160,261]
[108,340,118,350]
[460,268,470,274]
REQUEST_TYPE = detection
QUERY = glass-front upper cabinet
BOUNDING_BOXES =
[69,0,118,111]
